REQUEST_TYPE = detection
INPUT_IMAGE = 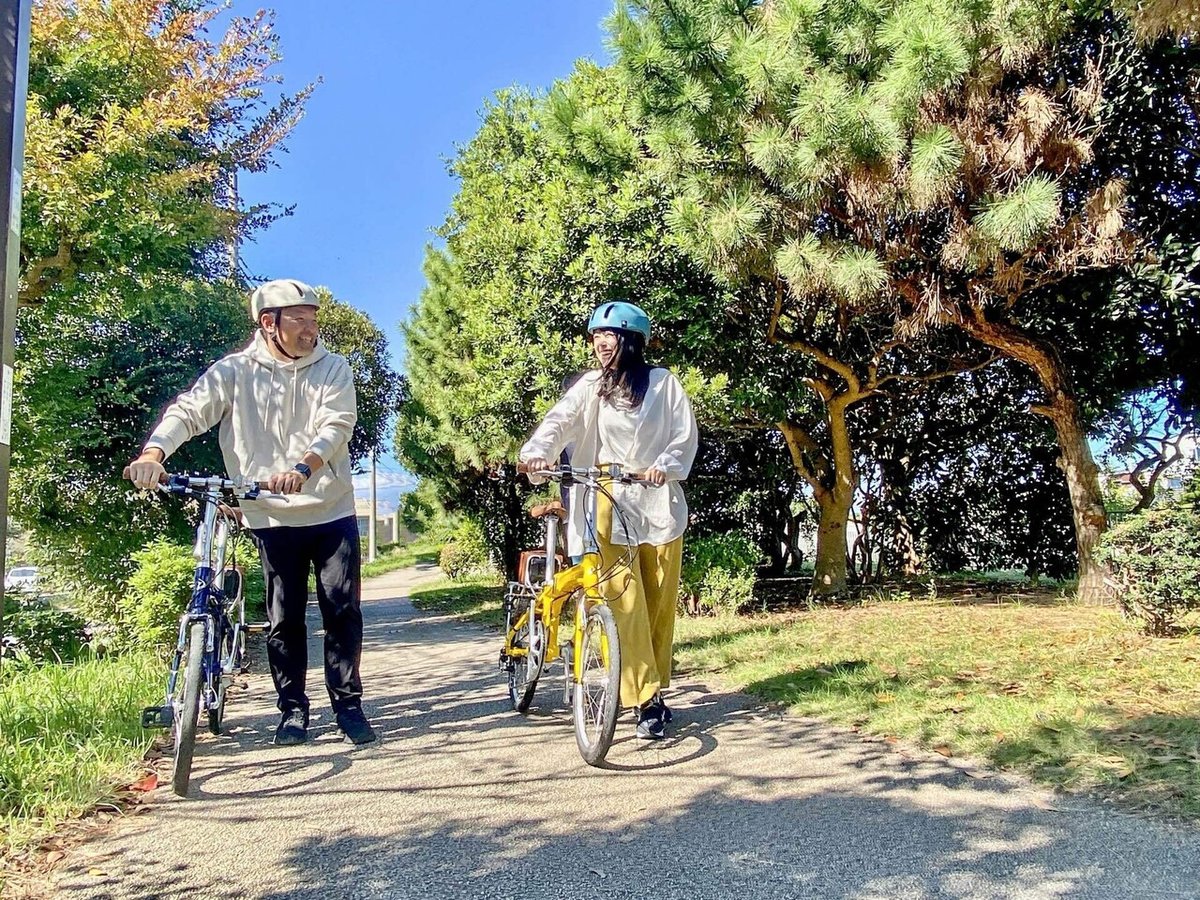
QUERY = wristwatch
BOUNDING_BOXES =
[293,462,312,481]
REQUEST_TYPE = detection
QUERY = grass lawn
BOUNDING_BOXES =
[410,576,1200,820]
[0,651,161,855]
[409,575,506,626]
[361,538,441,580]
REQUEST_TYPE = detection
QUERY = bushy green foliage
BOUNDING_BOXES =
[0,595,87,665]
[1096,486,1200,635]
[439,519,494,581]
[123,539,196,647]
[681,531,762,615]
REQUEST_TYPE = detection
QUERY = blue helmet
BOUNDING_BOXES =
[587,301,651,341]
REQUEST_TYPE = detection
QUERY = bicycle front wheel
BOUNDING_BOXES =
[172,621,204,797]
[572,603,621,767]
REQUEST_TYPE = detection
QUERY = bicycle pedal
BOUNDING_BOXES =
[245,622,270,634]
[141,705,174,729]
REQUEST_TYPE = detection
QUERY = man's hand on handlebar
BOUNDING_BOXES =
[125,449,166,491]
[266,470,307,495]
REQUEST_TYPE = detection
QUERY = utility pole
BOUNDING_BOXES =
[227,169,239,279]
[0,0,32,670]
[368,449,377,563]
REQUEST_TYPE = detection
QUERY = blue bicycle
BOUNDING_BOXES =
[139,474,265,797]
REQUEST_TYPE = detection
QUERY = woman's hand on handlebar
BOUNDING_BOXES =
[125,451,166,491]
[519,457,550,477]
[640,467,667,487]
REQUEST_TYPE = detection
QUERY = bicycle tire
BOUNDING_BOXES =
[172,621,204,797]
[573,603,621,767]
[506,596,542,713]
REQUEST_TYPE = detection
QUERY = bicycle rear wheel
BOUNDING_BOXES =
[573,604,621,766]
[505,593,543,713]
[208,622,234,736]
[172,621,204,797]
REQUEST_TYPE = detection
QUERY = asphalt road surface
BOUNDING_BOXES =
[53,565,1200,899]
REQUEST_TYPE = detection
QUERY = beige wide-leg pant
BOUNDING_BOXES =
[596,493,684,709]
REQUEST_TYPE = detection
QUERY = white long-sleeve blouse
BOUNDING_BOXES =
[519,368,698,553]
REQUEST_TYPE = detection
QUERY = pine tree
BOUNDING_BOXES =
[565,0,1200,600]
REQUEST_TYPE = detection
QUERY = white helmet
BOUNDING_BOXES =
[249,279,319,321]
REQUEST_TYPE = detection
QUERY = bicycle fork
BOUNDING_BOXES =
[141,613,213,729]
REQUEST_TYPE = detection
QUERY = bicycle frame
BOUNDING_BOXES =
[502,466,629,696]
[144,476,255,728]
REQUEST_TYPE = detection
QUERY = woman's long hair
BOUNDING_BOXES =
[596,330,654,409]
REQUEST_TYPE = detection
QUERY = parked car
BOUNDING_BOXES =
[4,566,40,594]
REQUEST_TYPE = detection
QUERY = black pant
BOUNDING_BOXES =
[253,515,363,716]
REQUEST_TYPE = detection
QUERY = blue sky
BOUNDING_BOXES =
[223,1,613,509]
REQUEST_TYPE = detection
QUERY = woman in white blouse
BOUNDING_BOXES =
[520,301,698,740]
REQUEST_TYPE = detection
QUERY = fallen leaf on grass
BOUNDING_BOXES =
[884,735,899,745]
[88,868,109,877]
[127,773,158,793]
[934,745,953,757]
[44,851,65,865]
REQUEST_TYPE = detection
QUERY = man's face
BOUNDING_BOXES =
[263,305,319,357]
[591,329,619,369]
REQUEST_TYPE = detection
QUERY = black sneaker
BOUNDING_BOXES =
[650,692,673,724]
[636,704,665,740]
[274,708,308,746]
[336,707,377,745]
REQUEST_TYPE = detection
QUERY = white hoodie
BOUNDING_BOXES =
[144,331,357,529]
[520,368,698,554]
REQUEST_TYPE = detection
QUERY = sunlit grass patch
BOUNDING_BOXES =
[0,651,160,852]
[410,577,505,628]
[361,538,441,579]
[674,600,1200,818]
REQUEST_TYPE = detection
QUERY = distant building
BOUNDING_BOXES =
[354,500,401,546]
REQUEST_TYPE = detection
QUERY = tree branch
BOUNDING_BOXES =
[19,241,76,306]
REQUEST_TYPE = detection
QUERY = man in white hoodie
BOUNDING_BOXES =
[126,279,376,746]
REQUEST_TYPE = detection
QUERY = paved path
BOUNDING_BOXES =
[53,566,1200,899]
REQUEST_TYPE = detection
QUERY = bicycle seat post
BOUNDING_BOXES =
[544,508,559,585]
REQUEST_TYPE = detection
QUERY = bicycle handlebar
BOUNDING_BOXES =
[157,473,270,500]
[516,462,648,484]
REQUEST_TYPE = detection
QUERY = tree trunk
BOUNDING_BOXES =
[812,483,854,596]
[779,394,857,599]
[958,316,1111,602]
[1048,401,1110,603]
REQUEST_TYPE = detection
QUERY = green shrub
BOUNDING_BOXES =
[1,595,88,664]
[1096,497,1200,636]
[439,518,492,581]
[682,532,762,616]
[122,539,196,646]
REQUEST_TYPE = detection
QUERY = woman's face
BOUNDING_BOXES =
[592,329,619,369]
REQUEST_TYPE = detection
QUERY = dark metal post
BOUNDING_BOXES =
[0,0,33,670]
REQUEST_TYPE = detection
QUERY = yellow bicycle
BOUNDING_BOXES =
[500,464,642,766]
